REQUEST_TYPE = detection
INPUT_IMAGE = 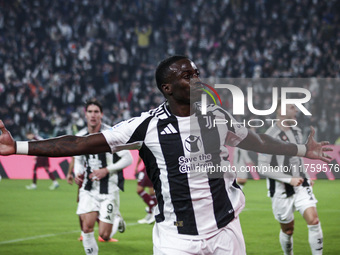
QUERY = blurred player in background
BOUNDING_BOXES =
[25,131,59,190]
[134,156,157,224]
[67,157,85,241]
[258,102,324,255]
[66,112,86,240]
[233,147,255,190]
[73,98,133,254]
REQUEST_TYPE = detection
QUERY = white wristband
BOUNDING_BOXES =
[16,141,29,155]
[296,144,307,157]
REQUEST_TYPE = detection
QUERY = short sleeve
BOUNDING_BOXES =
[224,113,248,147]
[102,114,151,153]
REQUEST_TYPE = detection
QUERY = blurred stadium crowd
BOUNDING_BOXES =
[0,0,339,143]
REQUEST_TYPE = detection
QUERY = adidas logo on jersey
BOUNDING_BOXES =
[105,215,111,220]
[160,123,178,135]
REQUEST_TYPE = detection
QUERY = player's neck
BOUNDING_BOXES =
[88,124,101,134]
[276,118,291,131]
[167,101,195,117]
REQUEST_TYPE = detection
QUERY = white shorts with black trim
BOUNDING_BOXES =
[76,189,120,224]
[271,185,318,224]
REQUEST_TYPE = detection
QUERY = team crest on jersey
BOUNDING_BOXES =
[203,115,213,129]
[184,135,202,153]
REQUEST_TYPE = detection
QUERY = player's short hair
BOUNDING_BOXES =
[85,98,103,113]
[155,55,188,94]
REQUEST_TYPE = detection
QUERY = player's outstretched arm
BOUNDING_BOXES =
[0,120,111,157]
[238,126,332,162]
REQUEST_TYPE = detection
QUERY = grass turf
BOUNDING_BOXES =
[0,179,339,254]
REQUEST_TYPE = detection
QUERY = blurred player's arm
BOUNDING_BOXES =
[241,149,253,165]
[107,150,133,173]
[74,155,85,186]
[66,157,75,185]
[257,153,303,186]
[238,127,332,163]
[134,156,143,174]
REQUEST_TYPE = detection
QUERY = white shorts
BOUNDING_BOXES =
[271,186,318,224]
[76,189,120,224]
[153,217,246,255]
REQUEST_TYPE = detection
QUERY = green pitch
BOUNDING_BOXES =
[0,179,339,254]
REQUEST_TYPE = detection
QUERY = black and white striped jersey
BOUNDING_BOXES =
[258,125,310,198]
[74,124,126,194]
[103,102,248,237]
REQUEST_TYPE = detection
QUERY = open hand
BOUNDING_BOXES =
[0,120,16,155]
[305,126,333,163]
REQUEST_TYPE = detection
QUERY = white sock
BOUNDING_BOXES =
[53,180,58,185]
[308,223,323,255]
[82,231,98,255]
[110,215,121,238]
[280,230,293,255]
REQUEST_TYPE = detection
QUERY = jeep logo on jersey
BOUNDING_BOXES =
[184,135,202,153]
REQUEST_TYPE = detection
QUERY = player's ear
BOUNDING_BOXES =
[161,83,172,96]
